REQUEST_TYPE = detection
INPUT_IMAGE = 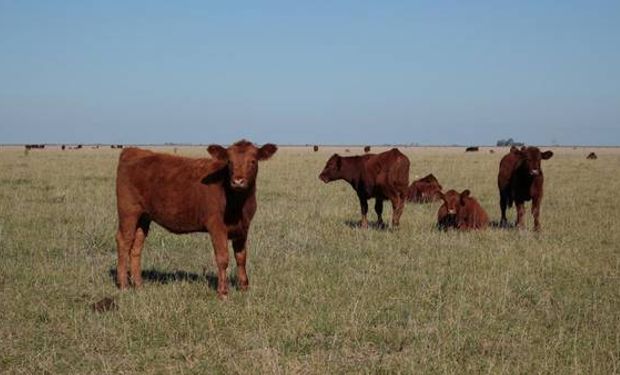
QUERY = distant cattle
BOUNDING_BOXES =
[587,152,597,160]
[489,149,495,154]
[498,146,553,230]
[345,149,350,153]
[24,144,45,150]
[115,140,277,299]
[465,146,479,152]
[364,146,371,153]
[313,145,319,152]
[319,148,410,228]
[111,145,124,149]
[407,173,442,203]
[61,145,66,151]
[437,189,488,230]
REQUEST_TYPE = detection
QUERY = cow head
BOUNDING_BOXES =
[207,140,277,191]
[319,154,342,183]
[436,189,460,215]
[515,147,553,176]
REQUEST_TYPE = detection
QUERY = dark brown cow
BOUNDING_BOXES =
[498,146,553,230]
[364,145,371,153]
[313,145,319,152]
[319,148,410,228]
[437,189,488,230]
[587,152,597,160]
[465,146,479,152]
[407,173,442,203]
[115,140,277,299]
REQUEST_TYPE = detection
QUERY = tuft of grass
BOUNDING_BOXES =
[0,146,619,374]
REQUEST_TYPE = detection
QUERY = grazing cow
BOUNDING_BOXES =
[498,146,553,230]
[437,189,488,230]
[587,152,597,160]
[319,148,410,228]
[364,145,371,153]
[489,149,495,154]
[465,146,479,152]
[313,145,319,152]
[115,140,277,299]
[407,173,443,203]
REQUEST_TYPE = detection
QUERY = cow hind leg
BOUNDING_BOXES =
[116,215,139,289]
[130,216,150,288]
[358,195,369,229]
[390,193,405,227]
[374,198,384,227]
[499,191,508,227]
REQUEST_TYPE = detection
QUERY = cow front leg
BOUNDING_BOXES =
[207,222,230,299]
[115,215,138,290]
[516,202,526,229]
[358,195,369,228]
[130,219,150,288]
[532,196,542,231]
[374,199,384,227]
[232,235,249,291]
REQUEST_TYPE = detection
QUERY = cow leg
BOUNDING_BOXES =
[532,196,542,231]
[499,193,508,227]
[130,217,150,288]
[232,235,249,291]
[358,195,369,229]
[516,202,526,229]
[374,198,384,227]
[207,221,230,299]
[390,194,405,227]
[115,216,138,289]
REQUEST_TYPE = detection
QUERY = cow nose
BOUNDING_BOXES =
[231,178,246,188]
[530,169,539,176]
[448,209,456,214]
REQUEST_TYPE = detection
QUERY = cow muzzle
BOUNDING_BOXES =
[231,178,248,190]
[530,169,540,176]
[319,174,329,183]
[448,209,456,215]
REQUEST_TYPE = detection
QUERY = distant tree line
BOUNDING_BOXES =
[496,138,524,147]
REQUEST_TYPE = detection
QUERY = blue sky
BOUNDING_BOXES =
[1,1,619,145]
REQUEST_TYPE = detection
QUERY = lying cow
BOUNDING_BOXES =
[115,140,277,299]
[498,146,553,230]
[407,173,442,203]
[319,148,410,228]
[437,189,488,230]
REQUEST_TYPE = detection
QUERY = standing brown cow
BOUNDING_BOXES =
[407,173,442,203]
[437,189,488,230]
[319,148,410,228]
[115,140,277,299]
[498,146,553,230]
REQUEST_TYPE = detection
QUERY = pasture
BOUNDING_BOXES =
[1,145,619,374]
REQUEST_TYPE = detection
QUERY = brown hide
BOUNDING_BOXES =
[319,148,410,228]
[498,146,553,230]
[115,140,277,298]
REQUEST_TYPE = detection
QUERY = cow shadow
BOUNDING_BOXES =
[489,220,516,230]
[344,219,390,231]
[108,268,240,290]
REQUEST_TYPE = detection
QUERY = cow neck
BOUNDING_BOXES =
[340,156,364,189]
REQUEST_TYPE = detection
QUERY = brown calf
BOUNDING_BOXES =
[407,173,442,203]
[437,189,488,230]
[319,148,410,228]
[498,146,553,230]
[115,140,277,299]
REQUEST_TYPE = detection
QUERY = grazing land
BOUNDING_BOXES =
[0,145,619,374]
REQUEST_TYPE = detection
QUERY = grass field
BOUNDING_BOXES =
[1,145,619,374]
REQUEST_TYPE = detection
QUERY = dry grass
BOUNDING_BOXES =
[0,145,619,374]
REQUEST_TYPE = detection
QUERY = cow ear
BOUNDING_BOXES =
[541,150,553,160]
[258,143,278,160]
[460,189,470,205]
[435,191,445,202]
[207,145,228,160]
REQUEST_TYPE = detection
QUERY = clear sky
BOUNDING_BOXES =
[1,1,619,145]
